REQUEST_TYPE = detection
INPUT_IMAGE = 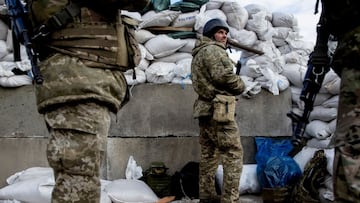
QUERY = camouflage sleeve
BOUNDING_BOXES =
[204,45,245,95]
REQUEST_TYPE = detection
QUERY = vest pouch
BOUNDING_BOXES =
[212,94,236,122]
[116,13,141,70]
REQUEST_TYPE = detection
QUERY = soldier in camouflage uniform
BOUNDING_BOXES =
[26,0,149,202]
[191,18,245,203]
[311,0,360,202]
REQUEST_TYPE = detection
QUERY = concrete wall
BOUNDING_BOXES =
[0,84,292,187]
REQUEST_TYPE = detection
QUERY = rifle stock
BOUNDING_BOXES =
[227,38,264,55]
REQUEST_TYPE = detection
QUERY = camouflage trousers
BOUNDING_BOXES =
[331,26,360,203]
[44,102,111,203]
[198,116,243,203]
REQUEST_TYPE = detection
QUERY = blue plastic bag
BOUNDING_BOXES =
[255,137,302,188]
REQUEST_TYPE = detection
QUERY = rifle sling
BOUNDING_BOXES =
[33,1,81,40]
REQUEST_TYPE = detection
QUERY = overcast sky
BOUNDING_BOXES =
[238,0,320,43]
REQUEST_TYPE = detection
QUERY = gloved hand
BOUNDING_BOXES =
[309,46,330,67]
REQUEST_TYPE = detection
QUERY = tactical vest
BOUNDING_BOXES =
[27,0,145,71]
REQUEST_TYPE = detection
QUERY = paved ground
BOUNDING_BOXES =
[171,194,263,203]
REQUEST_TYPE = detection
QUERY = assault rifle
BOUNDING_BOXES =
[287,61,330,156]
[5,0,43,84]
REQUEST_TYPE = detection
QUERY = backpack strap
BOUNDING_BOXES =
[32,1,81,40]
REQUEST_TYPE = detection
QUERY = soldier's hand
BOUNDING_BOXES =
[310,46,330,68]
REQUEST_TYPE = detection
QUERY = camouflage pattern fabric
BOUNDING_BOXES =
[35,53,129,113]
[191,36,245,118]
[290,150,328,203]
[191,35,244,203]
[45,102,111,203]
[198,117,243,203]
[329,26,360,203]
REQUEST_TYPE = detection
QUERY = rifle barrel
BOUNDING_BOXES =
[227,38,264,55]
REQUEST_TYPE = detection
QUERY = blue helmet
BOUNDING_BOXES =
[203,18,229,37]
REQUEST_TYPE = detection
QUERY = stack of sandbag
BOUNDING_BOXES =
[0,5,32,87]
[124,0,314,97]
[0,167,160,203]
[132,0,339,147]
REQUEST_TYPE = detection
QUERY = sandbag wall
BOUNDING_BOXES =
[126,0,340,147]
[0,0,339,200]
[0,0,339,172]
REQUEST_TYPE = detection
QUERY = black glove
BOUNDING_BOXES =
[309,46,330,67]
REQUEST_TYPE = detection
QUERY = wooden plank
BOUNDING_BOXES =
[145,26,193,32]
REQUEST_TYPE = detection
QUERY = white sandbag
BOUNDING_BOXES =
[139,10,180,29]
[322,76,341,95]
[229,28,257,48]
[171,76,192,85]
[283,51,307,66]
[171,11,199,27]
[154,52,192,63]
[252,55,279,75]
[174,57,192,78]
[194,6,227,34]
[272,27,292,47]
[245,11,272,37]
[124,68,146,85]
[139,44,154,61]
[307,136,332,149]
[134,29,156,44]
[120,11,142,23]
[291,87,333,109]
[253,41,283,66]
[178,38,196,53]
[215,164,260,195]
[306,120,332,140]
[0,75,32,87]
[281,63,306,88]
[322,95,339,108]
[205,0,224,10]
[257,67,289,95]
[277,44,292,55]
[1,53,16,62]
[309,105,337,122]
[0,20,8,40]
[293,147,334,175]
[125,156,143,180]
[240,75,262,98]
[221,1,248,30]
[137,58,150,71]
[145,62,176,83]
[277,74,290,91]
[0,40,9,59]
[144,34,186,58]
[328,119,337,134]
[286,32,314,54]
[0,176,53,203]
[104,179,159,203]
[272,12,298,28]
[6,167,53,185]
[244,4,272,21]
[240,58,262,78]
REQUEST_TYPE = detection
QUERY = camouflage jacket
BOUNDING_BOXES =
[191,36,245,118]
